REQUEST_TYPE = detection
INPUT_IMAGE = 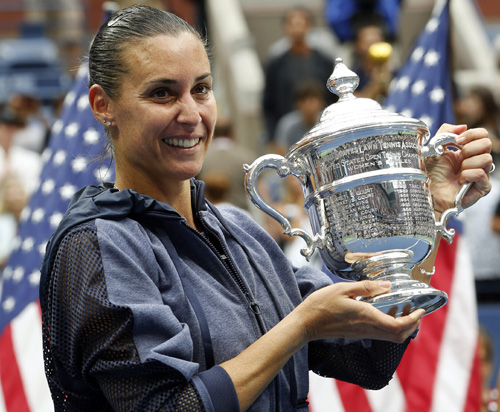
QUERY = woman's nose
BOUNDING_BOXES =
[177,95,202,125]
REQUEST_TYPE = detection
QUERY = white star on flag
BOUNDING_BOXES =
[397,76,410,91]
[411,80,427,95]
[41,178,56,194]
[65,122,80,138]
[28,270,41,286]
[424,50,440,66]
[401,108,413,118]
[12,266,25,282]
[51,119,64,136]
[59,183,78,200]
[0,62,116,346]
[38,241,48,256]
[419,114,433,130]
[384,0,454,136]
[53,149,67,166]
[84,128,100,145]
[21,237,35,253]
[426,16,439,33]
[430,87,445,103]
[411,47,425,62]
[50,211,64,228]
[78,94,89,111]
[64,90,76,107]
[2,297,15,313]
[31,208,45,223]
[72,156,89,173]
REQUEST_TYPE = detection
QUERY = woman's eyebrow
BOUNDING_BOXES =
[145,73,212,86]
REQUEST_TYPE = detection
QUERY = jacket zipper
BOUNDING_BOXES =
[191,218,267,335]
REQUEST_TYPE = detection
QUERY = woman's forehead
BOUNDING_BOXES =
[120,33,209,78]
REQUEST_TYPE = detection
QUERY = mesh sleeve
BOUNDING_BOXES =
[308,337,411,390]
[41,222,206,412]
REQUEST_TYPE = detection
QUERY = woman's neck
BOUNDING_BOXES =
[114,176,198,229]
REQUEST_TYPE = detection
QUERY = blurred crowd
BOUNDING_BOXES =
[1,0,500,409]
[0,94,62,268]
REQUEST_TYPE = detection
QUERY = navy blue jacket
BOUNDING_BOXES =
[40,180,411,411]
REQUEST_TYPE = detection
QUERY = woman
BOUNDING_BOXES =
[40,5,493,412]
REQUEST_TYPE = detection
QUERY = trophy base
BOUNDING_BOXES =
[359,279,448,317]
[351,250,448,317]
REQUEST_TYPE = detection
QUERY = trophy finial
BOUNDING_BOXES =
[327,58,360,100]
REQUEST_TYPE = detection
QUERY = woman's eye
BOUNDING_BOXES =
[194,84,211,95]
[152,88,170,99]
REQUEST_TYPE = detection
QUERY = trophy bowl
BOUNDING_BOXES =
[244,59,472,317]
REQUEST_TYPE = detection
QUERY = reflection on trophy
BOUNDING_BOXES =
[244,58,472,317]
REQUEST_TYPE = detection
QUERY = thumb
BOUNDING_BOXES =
[435,123,467,136]
[353,280,392,298]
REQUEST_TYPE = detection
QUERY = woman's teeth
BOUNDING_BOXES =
[164,138,200,148]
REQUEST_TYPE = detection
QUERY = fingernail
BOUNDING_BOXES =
[379,280,391,289]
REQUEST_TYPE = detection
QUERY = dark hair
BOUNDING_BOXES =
[282,6,314,27]
[469,86,499,118]
[88,4,207,98]
[0,107,25,127]
[293,79,325,103]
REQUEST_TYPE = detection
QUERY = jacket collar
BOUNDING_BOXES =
[40,179,208,300]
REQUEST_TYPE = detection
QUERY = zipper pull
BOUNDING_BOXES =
[244,292,261,315]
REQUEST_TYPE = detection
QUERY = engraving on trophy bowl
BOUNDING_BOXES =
[242,58,459,316]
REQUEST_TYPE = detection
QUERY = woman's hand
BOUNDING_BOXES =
[426,124,493,212]
[221,280,423,411]
[297,280,424,344]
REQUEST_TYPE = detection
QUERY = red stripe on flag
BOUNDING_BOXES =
[464,339,482,412]
[336,380,373,411]
[0,325,31,412]
[396,238,457,412]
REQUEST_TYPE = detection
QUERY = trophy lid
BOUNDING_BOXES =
[287,58,428,157]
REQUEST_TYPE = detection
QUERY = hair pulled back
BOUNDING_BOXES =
[88,5,205,98]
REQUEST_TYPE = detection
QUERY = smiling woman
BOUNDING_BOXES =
[38,4,493,412]
[88,23,216,221]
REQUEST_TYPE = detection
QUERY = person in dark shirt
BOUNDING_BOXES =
[262,7,336,146]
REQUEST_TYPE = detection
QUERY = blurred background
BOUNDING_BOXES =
[1,0,500,411]
[0,0,498,151]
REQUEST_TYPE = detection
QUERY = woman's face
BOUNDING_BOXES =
[109,32,217,189]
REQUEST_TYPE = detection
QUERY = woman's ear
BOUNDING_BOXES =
[89,84,114,126]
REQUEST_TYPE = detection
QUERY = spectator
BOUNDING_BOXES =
[455,86,500,176]
[493,198,500,234]
[274,79,326,155]
[198,119,254,211]
[7,94,51,154]
[0,174,26,269]
[0,108,42,197]
[479,326,498,412]
[262,6,336,146]
[462,177,500,303]
[203,171,232,207]
[351,21,393,101]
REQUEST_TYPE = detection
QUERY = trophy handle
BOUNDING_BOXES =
[243,154,321,259]
[421,132,471,243]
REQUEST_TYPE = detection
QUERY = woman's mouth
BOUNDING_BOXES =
[163,137,200,148]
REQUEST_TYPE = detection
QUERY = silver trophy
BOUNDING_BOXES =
[244,58,473,316]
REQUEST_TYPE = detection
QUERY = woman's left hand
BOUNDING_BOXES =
[426,124,493,213]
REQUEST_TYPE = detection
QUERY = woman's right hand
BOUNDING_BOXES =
[296,280,424,344]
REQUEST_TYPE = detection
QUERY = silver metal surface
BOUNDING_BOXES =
[244,58,473,316]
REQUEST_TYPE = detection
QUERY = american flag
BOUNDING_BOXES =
[308,0,482,411]
[0,62,114,411]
